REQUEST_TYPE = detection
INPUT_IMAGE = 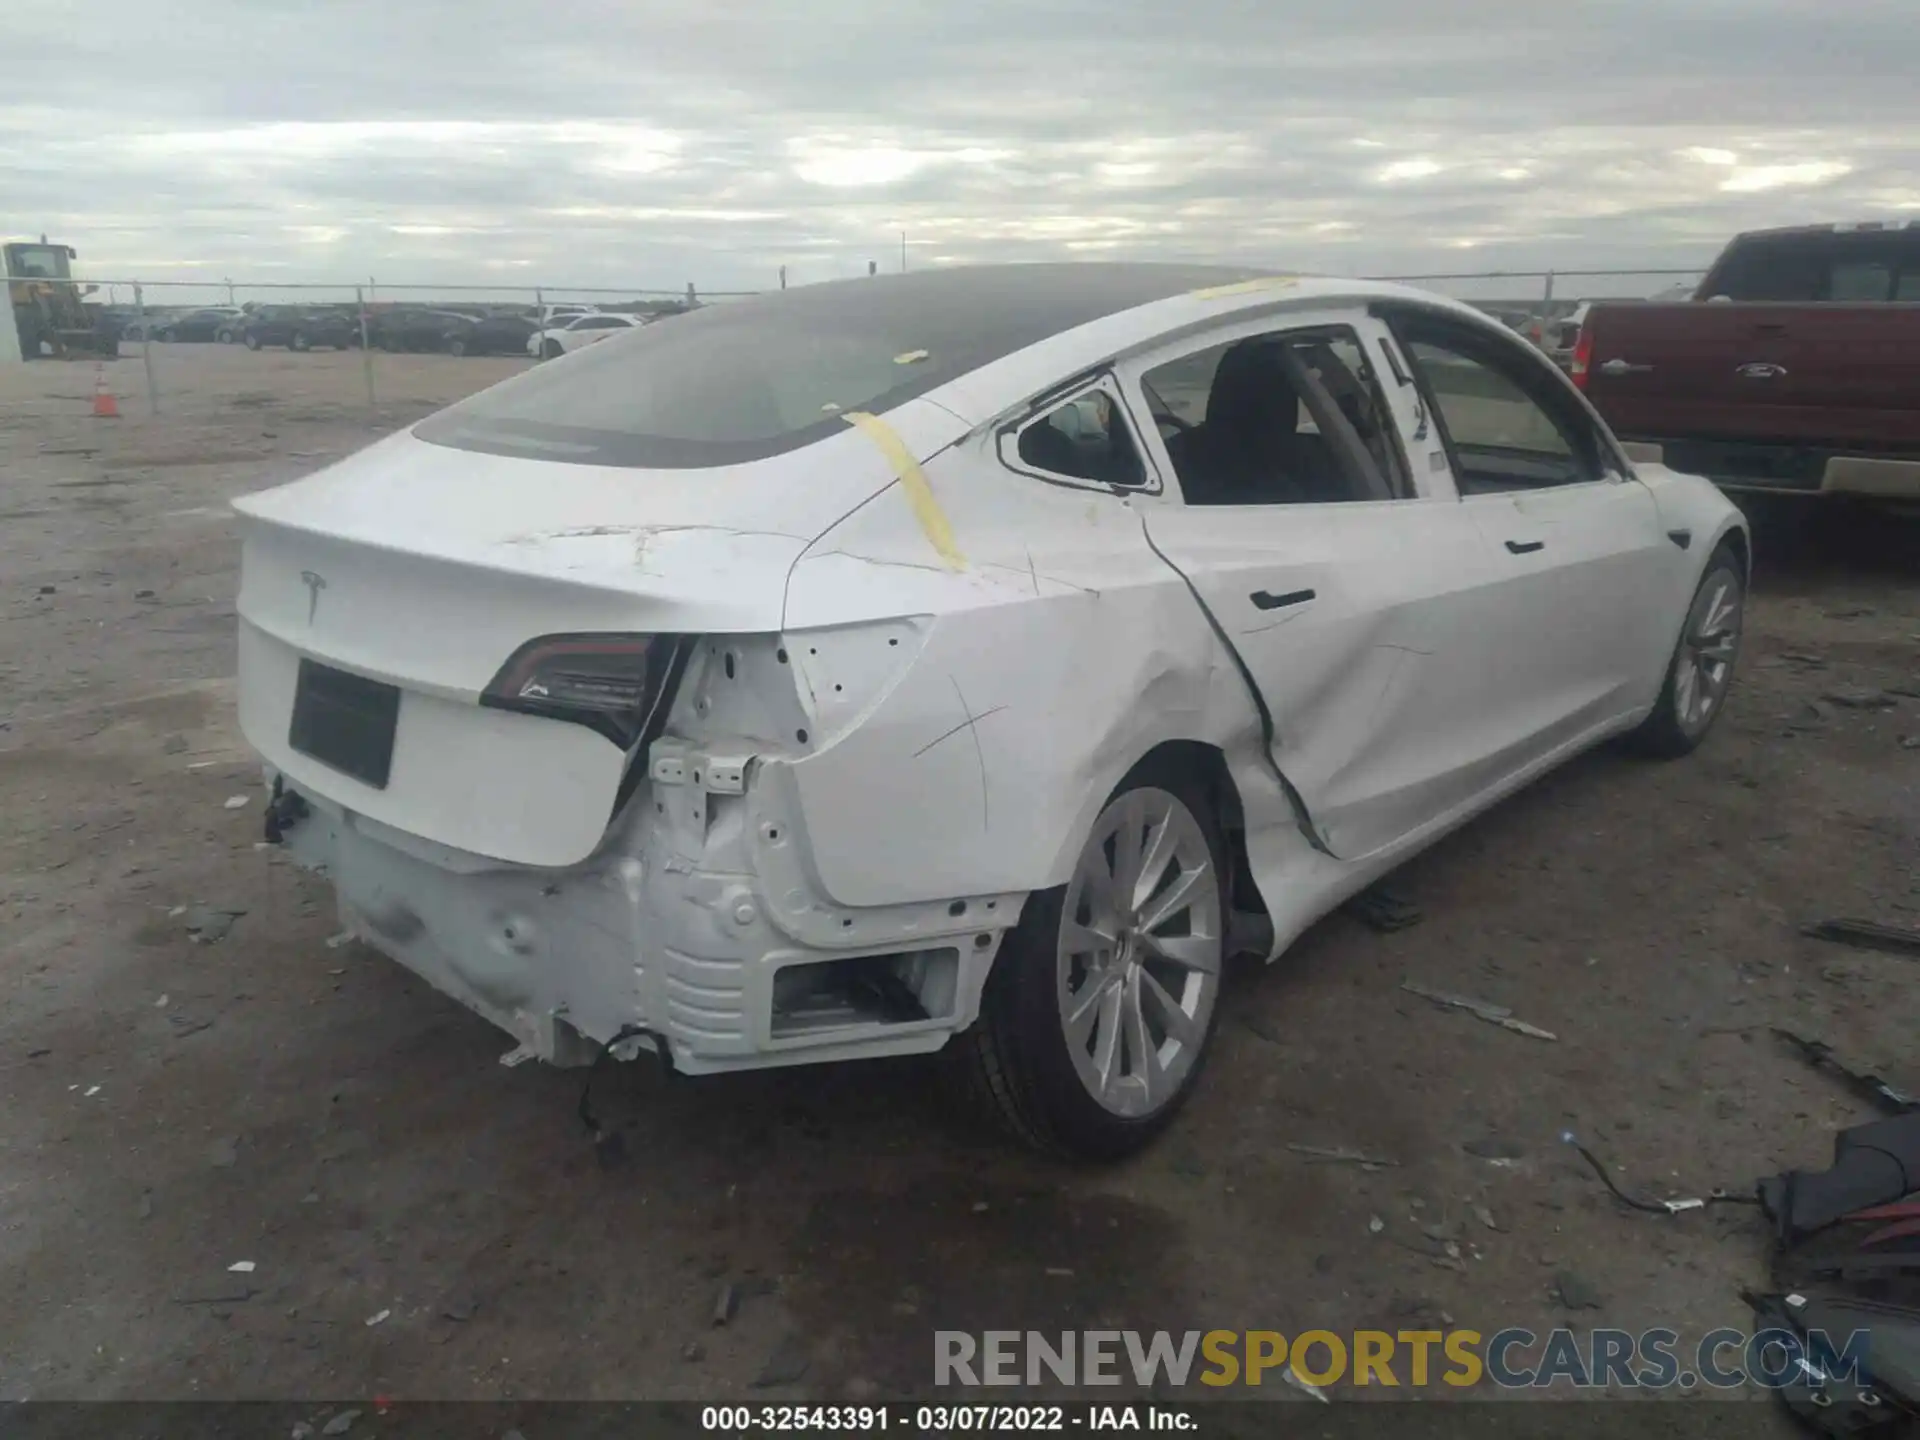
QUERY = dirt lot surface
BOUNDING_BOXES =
[1,345,1915,1409]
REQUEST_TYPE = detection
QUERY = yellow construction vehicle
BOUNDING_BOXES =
[6,238,121,359]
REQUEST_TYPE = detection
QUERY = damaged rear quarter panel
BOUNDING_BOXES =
[776,440,1269,909]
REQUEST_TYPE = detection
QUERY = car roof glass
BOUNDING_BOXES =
[417,263,1265,468]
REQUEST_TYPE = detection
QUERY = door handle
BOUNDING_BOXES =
[1735,361,1788,380]
[1505,540,1545,555]
[1250,587,1316,611]
[1599,358,1654,376]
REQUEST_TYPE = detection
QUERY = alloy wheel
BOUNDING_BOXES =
[1055,786,1222,1118]
[1673,565,1743,735]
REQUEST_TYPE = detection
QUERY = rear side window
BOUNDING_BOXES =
[1704,232,1919,302]
[1006,382,1147,489]
[1705,241,1824,301]
[1831,261,1894,302]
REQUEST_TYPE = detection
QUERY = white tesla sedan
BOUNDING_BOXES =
[526,311,645,359]
[234,265,1748,1157]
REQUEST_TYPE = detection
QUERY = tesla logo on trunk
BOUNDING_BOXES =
[300,570,327,624]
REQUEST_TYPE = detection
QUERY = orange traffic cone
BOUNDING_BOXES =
[91,364,120,419]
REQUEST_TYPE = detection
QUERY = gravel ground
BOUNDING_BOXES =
[1,344,1915,1409]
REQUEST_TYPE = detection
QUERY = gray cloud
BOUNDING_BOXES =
[4,0,1915,297]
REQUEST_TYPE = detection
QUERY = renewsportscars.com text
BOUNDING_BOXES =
[935,1326,1871,1391]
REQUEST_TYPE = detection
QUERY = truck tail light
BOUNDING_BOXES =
[481,633,687,749]
[1570,323,1593,390]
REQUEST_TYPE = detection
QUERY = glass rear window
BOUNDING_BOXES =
[414,263,1265,469]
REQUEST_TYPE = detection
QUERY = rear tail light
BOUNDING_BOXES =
[481,633,687,749]
[1570,323,1593,389]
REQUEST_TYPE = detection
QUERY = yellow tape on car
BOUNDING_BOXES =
[1189,275,1301,300]
[843,411,965,570]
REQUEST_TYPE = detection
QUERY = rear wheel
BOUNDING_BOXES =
[1624,543,1745,758]
[540,339,564,360]
[290,331,311,352]
[448,336,468,357]
[948,759,1227,1159]
[243,332,262,350]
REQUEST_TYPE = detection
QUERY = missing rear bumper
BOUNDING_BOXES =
[770,947,959,1037]
[280,780,1005,1075]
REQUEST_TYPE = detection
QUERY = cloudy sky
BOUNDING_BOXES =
[5,0,1916,298]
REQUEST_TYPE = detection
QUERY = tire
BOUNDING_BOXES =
[158,329,177,343]
[290,331,310,352]
[448,336,468,357]
[1623,542,1745,759]
[946,757,1228,1159]
[541,339,564,360]
[216,328,235,344]
[244,332,262,350]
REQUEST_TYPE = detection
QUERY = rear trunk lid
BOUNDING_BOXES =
[234,402,966,867]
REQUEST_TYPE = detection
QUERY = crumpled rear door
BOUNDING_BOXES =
[1122,310,1531,861]
[1140,496,1513,860]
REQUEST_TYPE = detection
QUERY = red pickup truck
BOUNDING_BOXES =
[1575,223,1920,513]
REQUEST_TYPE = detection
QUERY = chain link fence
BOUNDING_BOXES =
[1365,266,1706,345]
[55,277,759,415]
[34,265,1707,418]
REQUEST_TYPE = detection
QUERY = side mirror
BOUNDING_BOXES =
[67,246,79,260]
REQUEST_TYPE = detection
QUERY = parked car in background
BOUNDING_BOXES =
[242,305,361,351]
[367,308,475,354]
[118,307,191,342]
[447,311,539,357]
[235,264,1749,1157]
[528,311,644,359]
[155,306,246,342]
[1577,221,1920,513]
